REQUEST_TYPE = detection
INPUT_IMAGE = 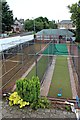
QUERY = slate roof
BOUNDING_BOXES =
[36,29,74,37]
[59,20,72,24]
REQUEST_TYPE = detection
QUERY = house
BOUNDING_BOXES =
[11,19,24,33]
[58,20,76,29]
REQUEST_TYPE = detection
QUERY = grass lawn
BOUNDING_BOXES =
[48,56,72,99]
[26,56,48,82]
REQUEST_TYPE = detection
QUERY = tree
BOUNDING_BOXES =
[24,17,58,32]
[2,1,14,33]
[49,21,58,29]
[68,0,80,42]
[35,21,44,31]
[24,19,33,31]
[35,17,49,30]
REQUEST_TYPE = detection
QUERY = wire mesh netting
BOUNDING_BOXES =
[26,55,53,84]
[68,41,80,97]
[42,43,68,55]
[35,40,80,97]
[70,42,78,72]
[78,44,80,96]
[78,44,80,81]
[1,36,80,97]
[27,40,80,83]
[0,40,47,93]
[26,41,69,86]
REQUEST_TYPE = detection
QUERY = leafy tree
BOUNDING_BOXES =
[35,17,43,22]
[24,19,33,31]
[2,1,13,33]
[35,17,49,30]
[49,21,58,29]
[24,16,57,32]
[35,21,44,31]
[44,17,49,23]
[43,21,49,29]
[68,0,80,42]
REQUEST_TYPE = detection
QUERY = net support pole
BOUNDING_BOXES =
[20,44,24,65]
[1,44,6,73]
[2,52,6,73]
[35,54,38,77]
[40,35,42,50]
[34,34,38,77]
[48,41,50,66]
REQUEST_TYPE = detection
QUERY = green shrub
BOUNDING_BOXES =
[65,105,71,111]
[16,76,40,103]
[30,97,51,110]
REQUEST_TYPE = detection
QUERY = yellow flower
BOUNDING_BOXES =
[9,101,13,106]
[9,92,29,108]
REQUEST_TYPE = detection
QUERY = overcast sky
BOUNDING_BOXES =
[6,0,78,21]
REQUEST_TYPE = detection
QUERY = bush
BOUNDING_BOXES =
[16,76,40,103]
[8,77,51,110]
[65,105,71,111]
[30,97,51,110]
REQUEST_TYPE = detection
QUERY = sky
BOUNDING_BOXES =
[6,0,79,22]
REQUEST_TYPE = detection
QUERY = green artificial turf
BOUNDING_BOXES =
[42,43,68,55]
[27,56,48,81]
[48,56,72,99]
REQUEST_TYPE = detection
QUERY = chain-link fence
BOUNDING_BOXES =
[78,44,80,97]
[70,41,80,97]
[1,40,47,93]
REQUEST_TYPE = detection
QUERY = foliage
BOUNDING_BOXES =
[35,21,44,32]
[9,76,51,110]
[68,0,80,42]
[24,19,33,31]
[9,92,29,108]
[8,92,50,110]
[24,16,57,32]
[49,21,57,29]
[30,97,51,110]
[16,76,40,103]
[65,105,71,111]
[2,1,14,33]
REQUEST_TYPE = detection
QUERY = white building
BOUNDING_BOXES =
[58,20,76,29]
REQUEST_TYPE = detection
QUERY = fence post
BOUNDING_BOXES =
[35,53,38,77]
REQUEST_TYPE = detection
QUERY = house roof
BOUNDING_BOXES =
[36,29,74,37]
[14,20,21,25]
[59,20,72,24]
